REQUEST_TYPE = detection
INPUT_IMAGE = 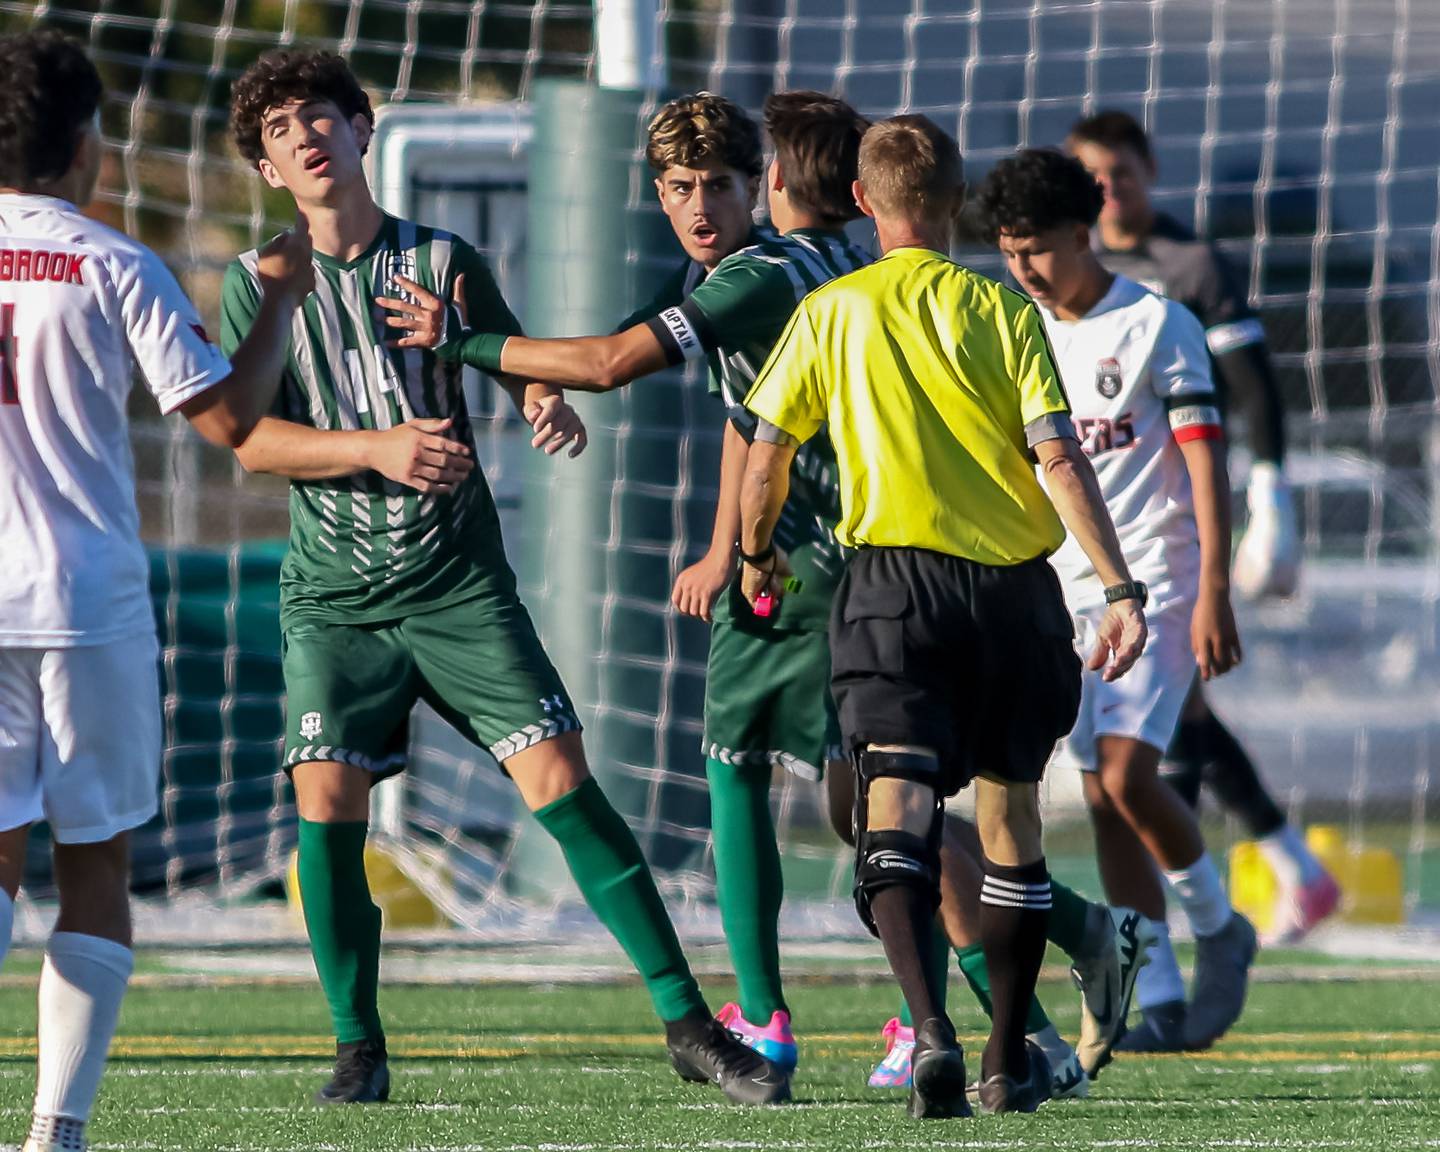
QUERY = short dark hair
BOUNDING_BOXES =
[857,115,963,222]
[1067,109,1152,164]
[977,149,1106,243]
[763,90,869,224]
[645,91,764,178]
[0,30,103,187]
[230,49,374,167]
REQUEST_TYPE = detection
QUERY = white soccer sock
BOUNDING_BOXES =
[1259,824,1325,888]
[1027,1022,1073,1069]
[1135,919,1186,1010]
[0,889,14,971]
[1164,852,1233,938]
[33,932,133,1127]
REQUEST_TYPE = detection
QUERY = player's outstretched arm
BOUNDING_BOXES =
[379,273,586,456]
[672,419,748,621]
[1033,435,1148,681]
[378,273,671,393]
[1180,434,1242,680]
[181,220,314,448]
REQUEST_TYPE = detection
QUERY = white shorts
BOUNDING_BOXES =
[1059,602,1196,772]
[0,633,162,843]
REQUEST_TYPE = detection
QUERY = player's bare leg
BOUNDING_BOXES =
[291,760,389,1105]
[25,833,135,1152]
[971,776,1054,1114]
[1166,687,1338,944]
[0,824,26,971]
[1089,736,1257,1051]
[505,732,789,1105]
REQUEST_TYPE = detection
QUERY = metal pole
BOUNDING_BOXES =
[595,0,665,90]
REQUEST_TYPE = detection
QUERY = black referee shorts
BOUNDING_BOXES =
[829,546,1081,796]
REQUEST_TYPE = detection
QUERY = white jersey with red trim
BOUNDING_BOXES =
[1039,275,1221,613]
[0,193,230,647]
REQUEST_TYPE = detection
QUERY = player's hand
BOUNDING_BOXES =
[739,547,792,612]
[1089,598,1148,682]
[1233,463,1300,600]
[1191,588,1243,681]
[672,549,735,621]
[377,273,456,350]
[364,417,474,494]
[523,392,587,458]
[255,212,314,303]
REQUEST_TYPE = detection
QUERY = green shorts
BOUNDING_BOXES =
[702,585,841,782]
[281,594,580,778]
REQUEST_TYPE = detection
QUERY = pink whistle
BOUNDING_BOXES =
[753,590,775,618]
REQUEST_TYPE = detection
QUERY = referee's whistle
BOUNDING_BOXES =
[753,590,775,618]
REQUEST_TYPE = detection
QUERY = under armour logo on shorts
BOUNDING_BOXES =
[539,694,565,715]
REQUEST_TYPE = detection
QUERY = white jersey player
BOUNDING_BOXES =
[0,30,310,1152]
[980,148,1255,1061]
[1041,273,1221,753]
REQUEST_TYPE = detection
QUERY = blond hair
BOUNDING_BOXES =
[645,92,763,177]
[858,115,964,222]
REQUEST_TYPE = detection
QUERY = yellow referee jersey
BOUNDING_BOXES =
[744,246,1070,566]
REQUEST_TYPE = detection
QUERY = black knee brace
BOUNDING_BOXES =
[851,749,944,937]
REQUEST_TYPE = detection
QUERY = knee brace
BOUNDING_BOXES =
[851,749,945,936]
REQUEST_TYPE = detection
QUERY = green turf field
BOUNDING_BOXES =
[2,954,1439,1152]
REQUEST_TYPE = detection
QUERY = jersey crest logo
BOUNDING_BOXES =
[299,711,323,741]
[1095,357,1123,399]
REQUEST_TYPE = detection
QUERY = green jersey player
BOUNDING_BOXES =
[219,49,788,1108]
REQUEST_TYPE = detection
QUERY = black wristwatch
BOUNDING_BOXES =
[1103,580,1148,607]
[738,543,776,566]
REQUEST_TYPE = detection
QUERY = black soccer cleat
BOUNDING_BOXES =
[976,1039,1053,1115]
[908,1017,971,1120]
[316,1037,391,1105]
[666,1014,792,1105]
[1114,999,1188,1054]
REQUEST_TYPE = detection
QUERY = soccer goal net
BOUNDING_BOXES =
[2,0,1436,942]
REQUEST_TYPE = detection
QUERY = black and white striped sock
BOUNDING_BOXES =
[979,858,1052,1082]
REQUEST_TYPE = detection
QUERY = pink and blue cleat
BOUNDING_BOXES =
[868,1017,915,1088]
[715,1002,798,1072]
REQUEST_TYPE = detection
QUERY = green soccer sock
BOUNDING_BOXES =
[1047,879,1094,958]
[705,757,787,1022]
[956,941,1052,1034]
[897,920,951,1029]
[296,819,384,1045]
[534,777,706,1023]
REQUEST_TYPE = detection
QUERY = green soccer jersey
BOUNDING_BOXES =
[640,226,872,626]
[220,214,524,629]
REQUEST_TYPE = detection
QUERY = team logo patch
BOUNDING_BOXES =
[299,711,323,740]
[1095,357,1123,399]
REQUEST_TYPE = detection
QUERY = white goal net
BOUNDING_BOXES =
[2,0,1436,941]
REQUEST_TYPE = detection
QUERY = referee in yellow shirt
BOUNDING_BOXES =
[738,116,1148,1119]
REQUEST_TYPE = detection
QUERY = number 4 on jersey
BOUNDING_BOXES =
[0,303,17,405]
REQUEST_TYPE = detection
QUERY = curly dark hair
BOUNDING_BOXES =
[230,49,374,167]
[0,30,103,188]
[763,91,869,224]
[976,148,1106,242]
[645,92,763,178]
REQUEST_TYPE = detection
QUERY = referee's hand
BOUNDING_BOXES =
[1090,599,1148,682]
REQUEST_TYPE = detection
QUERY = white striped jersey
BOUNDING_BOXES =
[0,193,230,648]
[220,215,523,628]
[1039,275,1222,613]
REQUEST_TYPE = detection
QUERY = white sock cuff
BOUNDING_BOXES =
[1163,852,1232,938]
[47,932,134,981]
